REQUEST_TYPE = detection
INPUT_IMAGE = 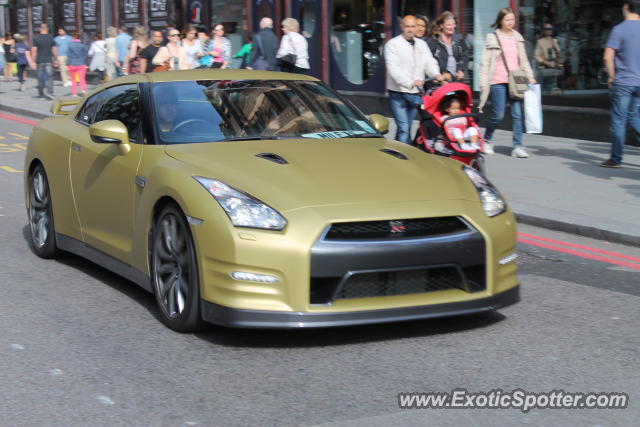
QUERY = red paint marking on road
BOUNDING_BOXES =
[518,232,640,263]
[0,112,38,126]
[517,238,640,271]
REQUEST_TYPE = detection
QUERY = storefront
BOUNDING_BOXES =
[5,0,624,100]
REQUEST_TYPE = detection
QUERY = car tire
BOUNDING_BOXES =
[28,164,64,259]
[150,203,204,332]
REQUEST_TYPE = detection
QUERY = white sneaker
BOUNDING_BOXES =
[483,143,494,154]
[63,82,71,87]
[511,147,529,158]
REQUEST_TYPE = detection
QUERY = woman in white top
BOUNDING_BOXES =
[181,24,203,69]
[88,32,107,83]
[276,18,310,74]
[152,28,189,71]
[105,26,118,80]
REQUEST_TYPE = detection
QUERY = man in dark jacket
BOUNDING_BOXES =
[248,17,278,71]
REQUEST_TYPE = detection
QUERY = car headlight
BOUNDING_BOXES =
[462,167,506,217]
[193,177,287,230]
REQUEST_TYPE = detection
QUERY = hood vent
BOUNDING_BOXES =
[256,153,288,164]
[379,148,408,160]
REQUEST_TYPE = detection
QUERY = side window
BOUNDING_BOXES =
[76,84,143,143]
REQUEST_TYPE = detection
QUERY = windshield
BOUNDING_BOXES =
[150,80,381,144]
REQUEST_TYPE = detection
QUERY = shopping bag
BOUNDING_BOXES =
[524,84,543,134]
[12,63,18,75]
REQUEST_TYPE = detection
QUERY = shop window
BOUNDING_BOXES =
[331,0,385,85]
[300,0,317,38]
[519,0,622,94]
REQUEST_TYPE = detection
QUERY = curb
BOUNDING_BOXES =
[514,213,639,248]
[0,104,51,120]
[3,103,638,248]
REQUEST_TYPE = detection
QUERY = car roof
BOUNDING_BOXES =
[101,69,319,86]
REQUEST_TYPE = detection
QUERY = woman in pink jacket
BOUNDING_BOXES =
[478,8,536,158]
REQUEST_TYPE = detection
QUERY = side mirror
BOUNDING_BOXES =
[89,120,131,155]
[369,114,389,135]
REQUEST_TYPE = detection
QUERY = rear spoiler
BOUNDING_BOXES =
[51,98,80,116]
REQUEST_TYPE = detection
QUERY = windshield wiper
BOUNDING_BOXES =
[222,135,300,141]
[340,133,383,138]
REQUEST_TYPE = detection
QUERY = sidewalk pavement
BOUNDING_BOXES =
[2,77,639,246]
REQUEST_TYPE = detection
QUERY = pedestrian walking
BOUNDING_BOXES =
[54,28,72,87]
[427,11,469,82]
[124,26,148,74]
[415,15,429,41]
[14,34,34,91]
[384,15,442,144]
[197,30,211,68]
[600,0,640,168]
[478,7,536,157]
[152,29,189,71]
[3,33,16,82]
[31,23,57,100]
[0,37,5,79]
[248,17,278,71]
[181,25,204,69]
[67,32,88,97]
[105,26,118,80]
[276,18,309,74]
[207,24,231,69]
[139,30,164,73]
[233,35,252,69]
[115,26,132,76]
[88,32,107,83]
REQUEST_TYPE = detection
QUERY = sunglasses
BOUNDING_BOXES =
[214,28,224,31]
[169,33,180,37]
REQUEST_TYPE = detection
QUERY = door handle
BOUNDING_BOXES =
[71,143,81,152]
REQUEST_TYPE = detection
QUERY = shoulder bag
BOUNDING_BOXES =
[494,32,528,100]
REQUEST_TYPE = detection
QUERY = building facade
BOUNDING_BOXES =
[2,0,624,98]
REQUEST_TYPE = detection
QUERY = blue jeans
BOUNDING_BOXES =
[483,84,523,146]
[37,63,54,96]
[389,91,422,144]
[609,84,640,164]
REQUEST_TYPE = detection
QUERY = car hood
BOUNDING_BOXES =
[164,138,475,212]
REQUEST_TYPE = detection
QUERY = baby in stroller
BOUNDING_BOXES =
[413,82,486,173]
[441,97,480,151]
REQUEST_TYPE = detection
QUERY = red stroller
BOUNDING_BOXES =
[413,82,486,174]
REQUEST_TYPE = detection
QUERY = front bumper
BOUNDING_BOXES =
[201,284,520,329]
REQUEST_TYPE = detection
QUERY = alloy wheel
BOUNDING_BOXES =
[152,212,193,318]
[29,169,50,249]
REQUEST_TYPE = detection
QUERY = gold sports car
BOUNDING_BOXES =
[24,70,520,332]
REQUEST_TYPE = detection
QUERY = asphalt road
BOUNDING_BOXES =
[0,115,638,426]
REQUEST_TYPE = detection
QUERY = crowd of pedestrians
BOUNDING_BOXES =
[0,17,310,99]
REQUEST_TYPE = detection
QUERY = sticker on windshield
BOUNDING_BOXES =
[301,130,369,138]
[355,120,376,133]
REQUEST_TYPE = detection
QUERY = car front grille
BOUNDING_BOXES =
[335,266,474,300]
[325,217,468,240]
[310,266,485,304]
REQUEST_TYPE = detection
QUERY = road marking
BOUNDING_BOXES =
[0,143,27,153]
[518,235,640,271]
[518,232,640,263]
[97,395,115,405]
[10,344,25,350]
[8,132,28,139]
[0,166,23,173]
[0,112,38,126]
[50,369,64,376]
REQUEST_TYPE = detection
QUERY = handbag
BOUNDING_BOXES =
[250,34,269,70]
[494,32,529,100]
[153,61,170,72]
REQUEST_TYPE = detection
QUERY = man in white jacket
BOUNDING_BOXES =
[385,15,443,143]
